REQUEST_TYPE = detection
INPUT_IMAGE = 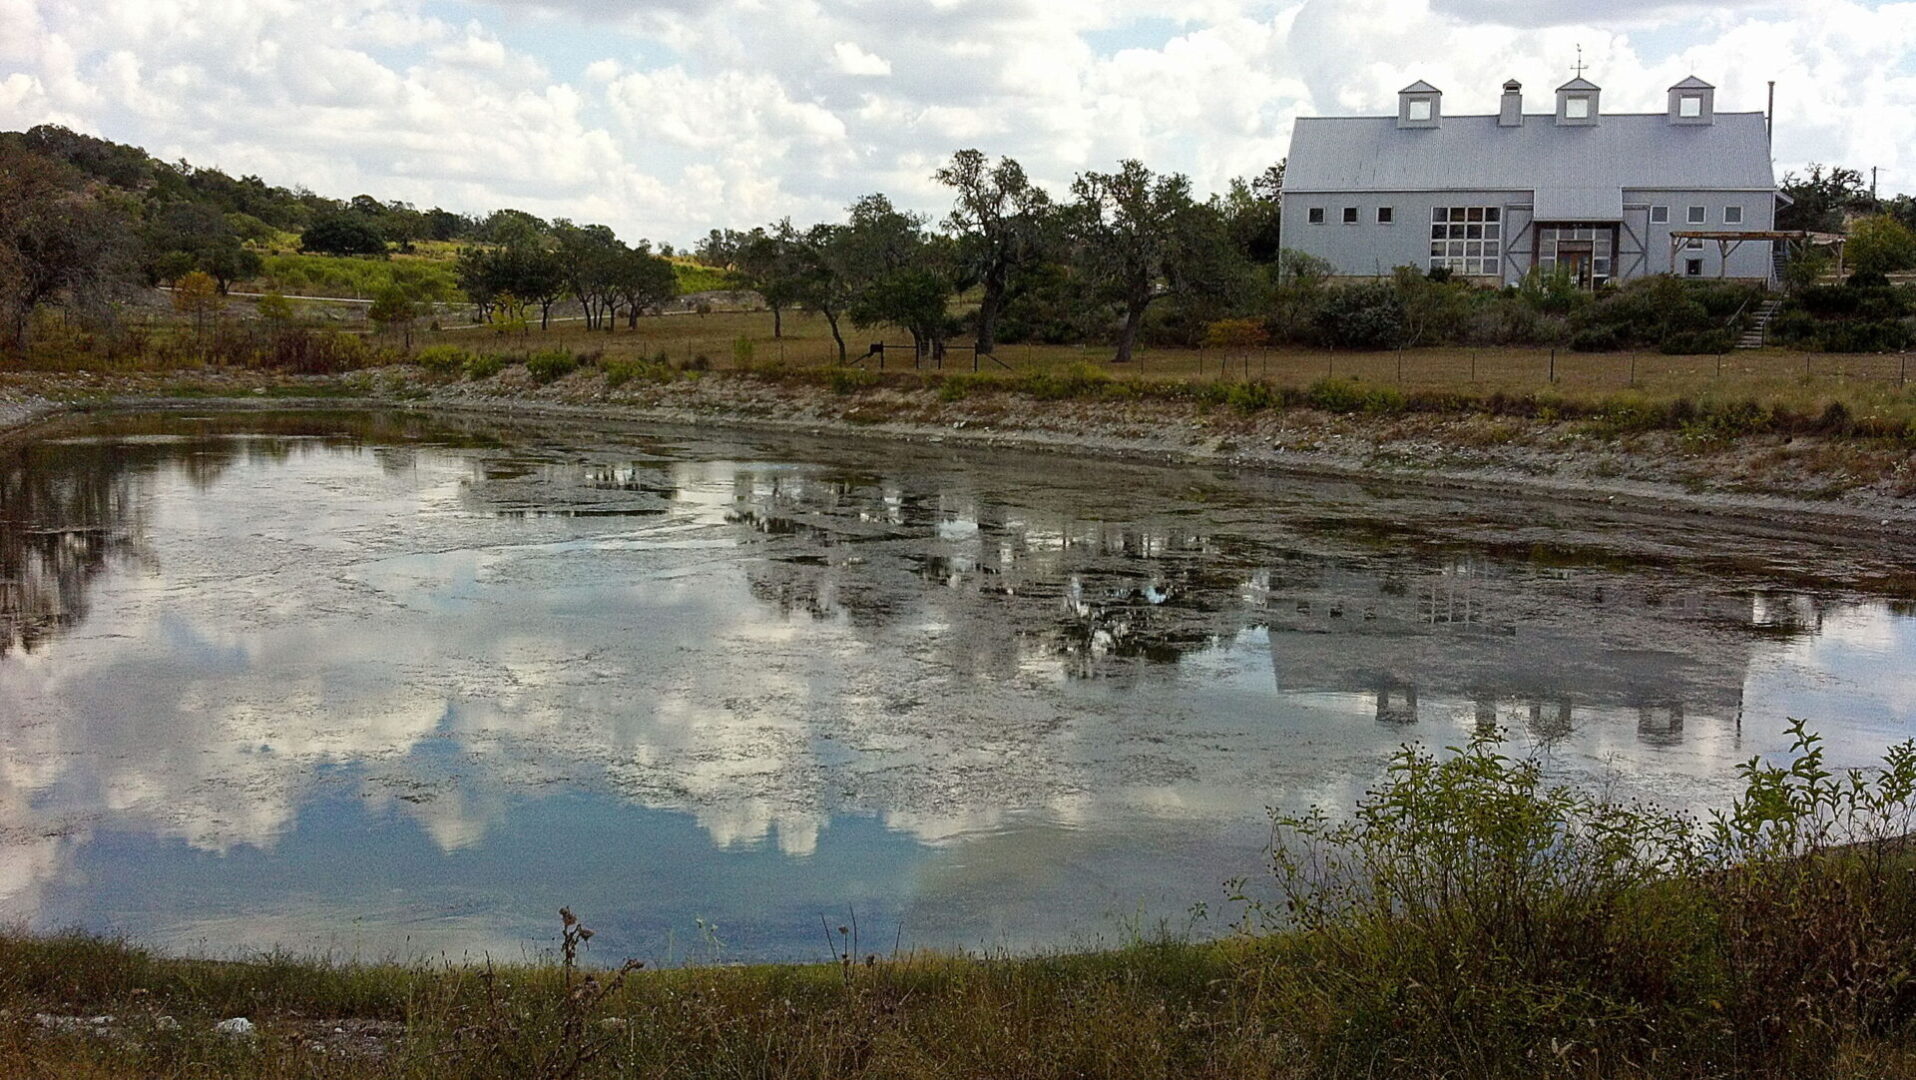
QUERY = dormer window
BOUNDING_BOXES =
[1565,96,1590,119]
[1668,76,1715,125]
[1397,80,1442,128]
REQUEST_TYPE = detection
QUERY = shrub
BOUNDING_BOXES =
[1260,721,1916,1079]
[525,348,580,384]
[1569,325,1624,352]
[1818,319,1912,353]
[464,353,506,380]
[827,367,881,394]
[1659,328,1734,354]
[1312,282,1407,349]
[1304,377,1406,414]
[1018,361,1113,400]
[413,344,469,376]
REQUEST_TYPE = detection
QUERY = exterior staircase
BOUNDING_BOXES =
[1737,298,1783,349]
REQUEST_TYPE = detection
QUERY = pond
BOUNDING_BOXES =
[2,410,1913,963]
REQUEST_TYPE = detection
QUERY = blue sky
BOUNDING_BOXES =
[2,0,1912,244]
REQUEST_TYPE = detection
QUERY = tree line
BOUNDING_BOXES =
[3,118,1914,361]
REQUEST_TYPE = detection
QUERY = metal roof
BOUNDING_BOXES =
[1557,77,1601,91]
[1670,75,1715,90]
[1283,111,1774,194]
[1399,80,1442,94]
[1534,186,1624,221]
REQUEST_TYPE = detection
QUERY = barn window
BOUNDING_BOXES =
[1308,207,1325,224]
[1428,206,1502,276]
[1650,206,1669,224]
[1680,95,1702,118]
[1343,207,1359,224]
[1724,206,1743,224]
[1687,206,1706,224]
[1685,258,1703,277]
[1377,207,1394,224]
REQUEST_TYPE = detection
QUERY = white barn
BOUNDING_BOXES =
[1280,75,1780,287]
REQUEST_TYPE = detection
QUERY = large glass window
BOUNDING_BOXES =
[1536,225,1615,285]
[1427,206,1502,276]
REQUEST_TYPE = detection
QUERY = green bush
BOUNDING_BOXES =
[525,348,580,384]
[1818,319,1913,353]
[463,353,506,380]
[1659,328,1734,354]
[1017,361,1113,400]
[1261,721,1916,1079]
[1312,282,1407,349]
[413,344,470,375]
[1304,377,1406,414]
[827,366,881,394]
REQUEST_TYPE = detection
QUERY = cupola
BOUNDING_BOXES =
[1498,79,1523,127]
[1555,76,1600,126]
[1667,75,1714,125]
[1397,80,1441,129]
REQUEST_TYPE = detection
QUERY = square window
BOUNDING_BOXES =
[1448,241,1465,257]
[1687,206,1706,224]
[1343,207,1358,224]
[1377,206,1394,224]
[1680,95,1702,118]
[1566,96,1590,119]
[1308,207,1325,224]
[1430,243,1445,258]
[1651,206,1669,223]
[1465,223,1482,239]
[1484,223,1501,240]
[1408,99,1432,121]
[1485,208,1500,222]
[1433,207,1447,222]
[1466,207,1484,222]
[1685,258,1703,277]
[1430,224,1446,240]
[1724,206,1743,224]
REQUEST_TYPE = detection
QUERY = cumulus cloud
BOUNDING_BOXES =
[0,0,1909,244]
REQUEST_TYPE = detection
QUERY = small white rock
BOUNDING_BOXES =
[214,1017,256,1037]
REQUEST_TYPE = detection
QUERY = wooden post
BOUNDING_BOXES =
[1549,348,1556,383]
[1629,352,1636,387]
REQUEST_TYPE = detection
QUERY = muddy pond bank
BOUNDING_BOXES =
[4,367,1916,531]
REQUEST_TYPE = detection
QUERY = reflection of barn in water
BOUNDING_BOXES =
[1264,557,1759,745]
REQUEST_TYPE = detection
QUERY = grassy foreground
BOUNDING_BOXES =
[6,726,1916,1079]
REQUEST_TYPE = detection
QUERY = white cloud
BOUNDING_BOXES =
[0,0,1911,244]
[832,40,893,76]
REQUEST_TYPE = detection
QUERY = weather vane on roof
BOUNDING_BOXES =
[1572,44,1587,79]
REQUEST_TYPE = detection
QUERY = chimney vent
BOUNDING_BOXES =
[1499,79,1523,127]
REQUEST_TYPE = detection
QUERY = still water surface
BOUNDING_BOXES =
[3,411,1914,962]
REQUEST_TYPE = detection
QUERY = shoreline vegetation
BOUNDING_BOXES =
[5,726,1916,1078]
[6,343,1916,532]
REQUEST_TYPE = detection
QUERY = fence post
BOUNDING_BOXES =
[1629,352,1636,388]
[1902,352,1907,388]
[1549,348,1556,384]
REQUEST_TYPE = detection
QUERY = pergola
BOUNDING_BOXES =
[1667,230,1847,279]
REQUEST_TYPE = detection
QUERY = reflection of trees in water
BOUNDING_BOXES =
[0,410,487,657]
[0,441,147,657]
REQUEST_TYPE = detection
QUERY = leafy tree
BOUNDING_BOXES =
[790,223,857,361]
[368,285,419,347]
[171,269,223,336]
[1778,164,1870,233]
[299,213,388,257]
[735,224,808,337]
[481,209,548,249]
[1217,160,1285,264]
[834,195,953,357]
[1845,215,1916,276]
[1312,281,1407,349]
[933,149,1053,353]
[611,246,679,328]
[551,221,626,330]
[0,143,137,351]
[1067,160,1218,363]
[256,290,295,327]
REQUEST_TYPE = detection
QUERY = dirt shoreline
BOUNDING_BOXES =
[5,368,1915,533]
